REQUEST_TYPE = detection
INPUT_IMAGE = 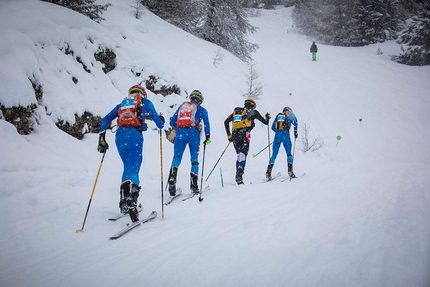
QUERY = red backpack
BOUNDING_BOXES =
[117,94,142,127]
[176,101,198,128]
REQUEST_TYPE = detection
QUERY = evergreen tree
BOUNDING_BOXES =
[42,0,110,23]
[356,0,402,44]
[140,0,192,27]
[392,7,430,66]
[293,0,402,47]
[196,0,258,61]
[143,0,258,61]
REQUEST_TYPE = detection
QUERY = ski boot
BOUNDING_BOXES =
[190,172,199,194]
[128,183,141,223]
[119,180,131,214]
[288,163,296,179]
[235,169,244,185]
[266,163,274,180]
[168,166,178,196]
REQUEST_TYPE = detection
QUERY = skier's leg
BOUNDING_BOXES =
[189,133,200,193]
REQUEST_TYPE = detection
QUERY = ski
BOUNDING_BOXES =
[109,211,157,240]
[182,185,210,201]
[264,172,282,182]
[164,188,183,205]
[108,203,143,221]
[281,173,306,182]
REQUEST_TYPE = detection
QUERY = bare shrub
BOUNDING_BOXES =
[300,121,325,152]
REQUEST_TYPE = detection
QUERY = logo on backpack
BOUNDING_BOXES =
[117,94,142,127]
[177,101,198,128]
[275,112,289,131]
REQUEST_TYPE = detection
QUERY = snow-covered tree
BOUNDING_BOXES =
[140,0,192,27]
[42,0,111,23]
[392,7,430,66]
[356,0,402,44]
[143,0,259,61]
[293,0,402,46]
[195,0,258,61]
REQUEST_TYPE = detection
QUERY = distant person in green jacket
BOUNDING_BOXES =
[310,41,318,61]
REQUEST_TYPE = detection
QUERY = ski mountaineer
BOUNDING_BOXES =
[224,98,271,184]
[167,90,211,196]
[265,106,298,180]
[97,85,165,222]
[310,41,318,61]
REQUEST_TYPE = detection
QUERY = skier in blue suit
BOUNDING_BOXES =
[97,85,164,222]
[167,90,211,196]
[265,106,298,180]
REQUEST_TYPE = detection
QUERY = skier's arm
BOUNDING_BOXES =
[202,107,210,136]
[99,105,120,133]
[169,107,180,129]
[289,113,298,132]
[254,110,270,125]
[145,100,164,129]
[224,114,233,136]
[271,116,277,132]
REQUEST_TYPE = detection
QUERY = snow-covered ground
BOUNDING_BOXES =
[1,1,430,286]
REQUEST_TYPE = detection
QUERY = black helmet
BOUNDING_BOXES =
[244,98,256,109]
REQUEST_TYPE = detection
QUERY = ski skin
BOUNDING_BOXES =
[281,173,306,182]
[108,203,143,221]
[182,185,210,201]
[109,211,157,240]
[264,172,282,183]
[164,188,183,205]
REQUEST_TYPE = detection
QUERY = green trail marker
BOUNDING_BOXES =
[336,135,342,147]
[289,92,292,96]
[359,118,363,127]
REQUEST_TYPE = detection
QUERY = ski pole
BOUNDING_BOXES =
[205,142,231,181]
[159,129,165,219]
[290,138,297,182]
[292,137,296,159]
[76,151,106,233]
[199,143,207,202]
[251,142,273,158]
[267,121,271,161]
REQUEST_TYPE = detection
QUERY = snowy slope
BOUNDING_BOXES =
[1,1,430,287]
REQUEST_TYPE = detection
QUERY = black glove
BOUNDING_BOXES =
[204,134,211,145]
[265,112,271,120]
[227,134,232,142]
[294,130,298,139]
[97,132,109,153]
[159,115,165,123]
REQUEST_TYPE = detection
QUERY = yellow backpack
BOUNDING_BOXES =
[232,107,252,129]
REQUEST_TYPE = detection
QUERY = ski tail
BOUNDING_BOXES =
[109,211,157,240]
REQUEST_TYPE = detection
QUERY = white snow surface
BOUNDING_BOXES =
[1,1,430,286]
